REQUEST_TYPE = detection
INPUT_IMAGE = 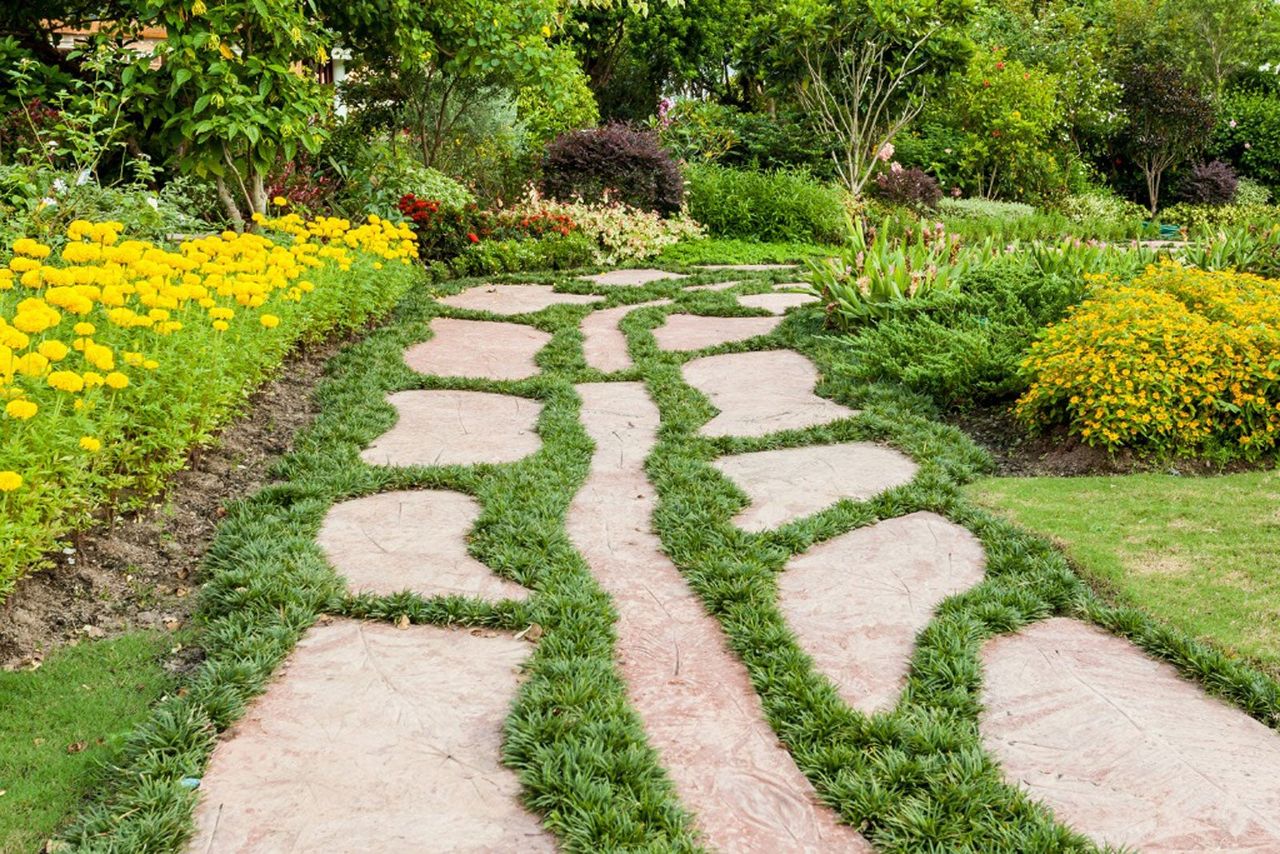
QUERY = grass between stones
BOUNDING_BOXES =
[59,266,1280,852]
[968,472,1280,680]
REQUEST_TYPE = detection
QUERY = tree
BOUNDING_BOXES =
[775,0,971,196]
[1119,62,1216,214]
[1164,0,1280,98]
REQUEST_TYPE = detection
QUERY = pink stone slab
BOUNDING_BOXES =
[981,617,1280,852]
[713,442,918,531]
[696,264,797,271]
[568,382,869,853]
[580,268,687,286]
[684,280,741,292]
[439,283,602,315]
[780,511,986,714]
[652,314,782,352]
[188,619,553,854]
[739,292,819,315]
[580,299,672,373]
[317,490,530,601]
[404,318,550,381]
[682,350,859,438]
[361,390,541,467]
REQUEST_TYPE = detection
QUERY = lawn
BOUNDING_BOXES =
[968,470,1280,677]
[0,633,173,853]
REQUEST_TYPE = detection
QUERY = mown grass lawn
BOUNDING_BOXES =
[0,633,173,853]
[968,471,1280,677]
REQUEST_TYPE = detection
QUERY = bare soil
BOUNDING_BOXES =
[949,403,1262,477]
[0,335,354,671]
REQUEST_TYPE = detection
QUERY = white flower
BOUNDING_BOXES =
[147,195,160,210]
[76,169,92,185]
[52,178,67,193]
[39,197,57,207]
[1230,119,1238,128]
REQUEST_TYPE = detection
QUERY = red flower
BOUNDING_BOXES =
[995,61,1005,71]
[468,233,479,243]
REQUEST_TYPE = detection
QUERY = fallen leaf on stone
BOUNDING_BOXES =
[395,614,410,629]
[514,623,543,642]
[163,617,181,631]
[175,587,190,598]
[66,741,86,754]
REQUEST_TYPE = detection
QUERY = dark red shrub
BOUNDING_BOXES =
[873,165,942,210]
[541,124,684,216]
[266,155,339,212]
[1178,160,1238,206]
[0,98,61,163]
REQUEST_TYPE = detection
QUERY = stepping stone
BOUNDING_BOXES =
[580,299,672,373]
[568,382,869,852]
[682,350,858,438]
[652,314,782,352]
[981,618,1280,852]
[684,280,741,292]
[779,511,986,714]
[362,390,541,467]
[696,264,797,271]
[404,318,550,381]
[439,283,602,315]
[318,490,530,601]
[580,268,687,287]
[713,442,918,531]
[739,292,819,315]
[188,619,553,853]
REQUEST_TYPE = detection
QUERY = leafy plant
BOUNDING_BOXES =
[1179,161,1238,206]
[1234,176,1272,206]
[683,163,846,243]
[542,123,684,215]
[803,215,979,326]
[873,164,942,210]
[1214,90,1280,191]
[1119,62,1216,215]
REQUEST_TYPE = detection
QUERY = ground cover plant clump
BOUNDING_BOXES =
[0,213,420,595]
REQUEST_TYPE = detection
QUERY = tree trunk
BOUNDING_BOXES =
[215,176,246,230]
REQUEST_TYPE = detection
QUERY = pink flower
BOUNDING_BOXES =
[877,142,895,162]
[1230,119,1238,128]
[890,161,903,173]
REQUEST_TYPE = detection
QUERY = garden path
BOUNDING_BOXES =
[187,274,1280,853]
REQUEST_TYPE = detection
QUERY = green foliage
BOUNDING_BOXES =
[836,264,1084,406]
[655,237,838,265]
[1234,176,1272,206]
[1159,202,1280,232]
[516,46,599,151]
[1056,189,1147,228]
[449,232,597,276]
[947,49,1066,200]
[683,163,846,243]
[0,36,72,113]
[330,137,475,219]
[1214,90,1280,192]
[937,197,1036,222]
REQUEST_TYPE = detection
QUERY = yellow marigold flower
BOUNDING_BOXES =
[259,313,280,329]
[5,399,37,419]
[15,352,49,377]
[212,320,230,332]
[272,196,288,207]
[73,322,95,336]
[0,470,21,491]
[143,359,159,370]
[104,371,129,389]
[38,340,69,361]
[79,436,102,453]
[47,370,85,393]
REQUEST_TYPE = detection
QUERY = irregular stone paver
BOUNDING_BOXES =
[684,280,741,292]
[188,619,553,853]
[439,283,602,315]
[652,313,782,352]
[683,350,858,438]
[580,299,672,373]
[696,264,797,271]
[713,442,918,531]
[780,511,986,714]
[317,490,530,601]
[981,618,1280,852]
[404,318,550,381]
[362,390,541,467]
[581,268,687,287]
[569,382,869,853]
[739,291,819,315]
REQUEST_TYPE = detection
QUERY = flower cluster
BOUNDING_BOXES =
[507,191,702,265]
[0,213,418,590]
[1017,263,1280,456]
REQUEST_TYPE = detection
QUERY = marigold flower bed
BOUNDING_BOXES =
[0,214,419,597]
[1017,263,1280,458]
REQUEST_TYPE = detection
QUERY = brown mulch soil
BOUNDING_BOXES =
[0,336,352,672]
[949,403,1262,477]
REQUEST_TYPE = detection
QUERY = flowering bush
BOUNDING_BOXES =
[398,194,484,261]
[0,213,420,594]
[1017,263,1280,457]
[508,192,702,264]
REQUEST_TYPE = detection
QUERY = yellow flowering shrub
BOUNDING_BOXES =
[0,214,419,596]
[1017,263,1280,456]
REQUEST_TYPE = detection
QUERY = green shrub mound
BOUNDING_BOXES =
[683,163,846,244]
[839,265,1085,408]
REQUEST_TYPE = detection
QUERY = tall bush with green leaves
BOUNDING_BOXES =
[683,163,846,243]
